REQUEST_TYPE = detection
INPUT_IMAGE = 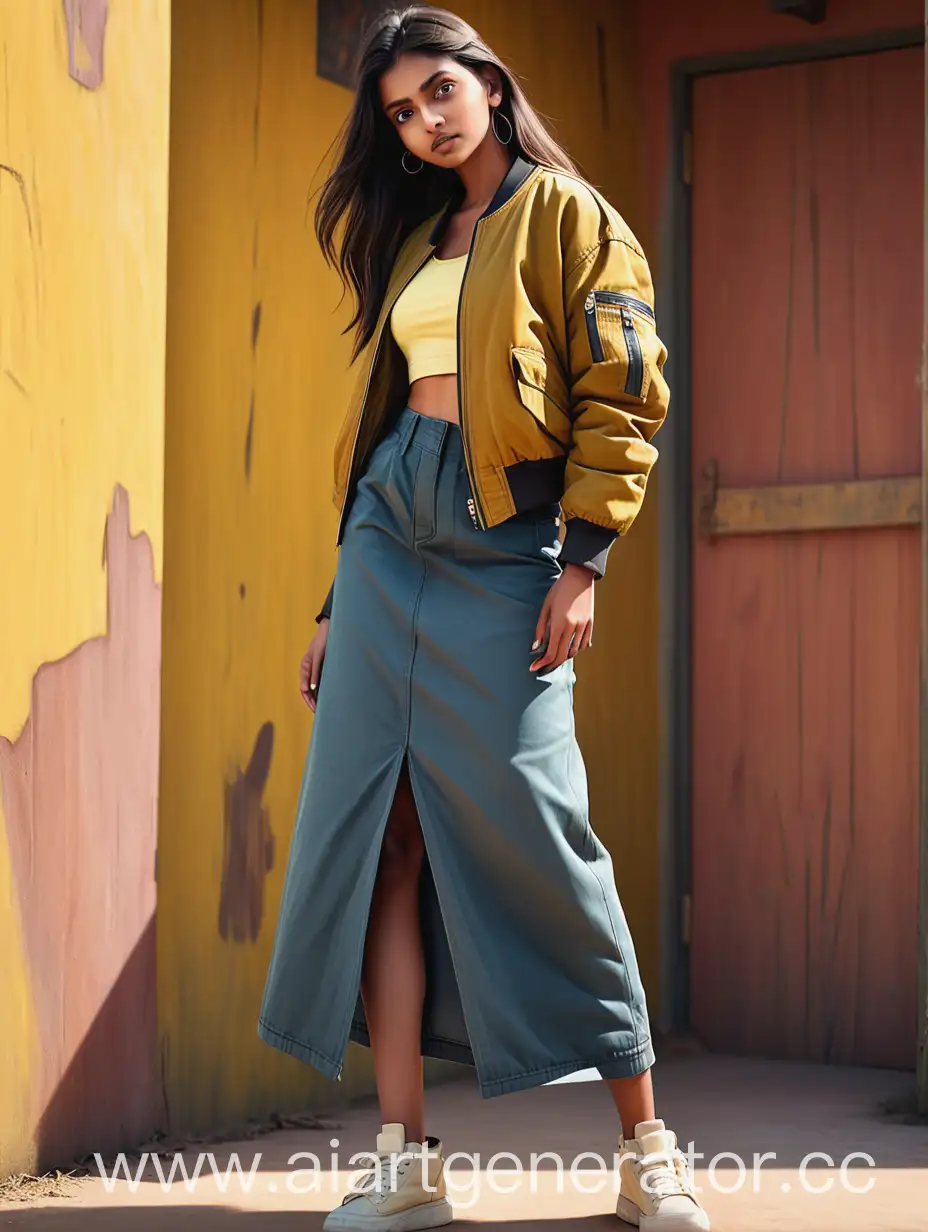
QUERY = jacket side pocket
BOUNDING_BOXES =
[583,291,653,401]
[510,346,571,446]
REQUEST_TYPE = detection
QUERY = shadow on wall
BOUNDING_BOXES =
[0,485,164,1169]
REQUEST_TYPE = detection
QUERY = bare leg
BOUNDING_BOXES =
[360,762,426,1143]
[606,1069,656,1140]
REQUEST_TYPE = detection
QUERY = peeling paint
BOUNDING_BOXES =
[62,0,107,91]
[219,722,275,943]
[0,484,162,1166]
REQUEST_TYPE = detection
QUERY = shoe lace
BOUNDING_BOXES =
[635,1147,693,1200]
[346,1151,413,1203]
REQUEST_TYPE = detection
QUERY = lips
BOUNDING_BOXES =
[432,134,458,150]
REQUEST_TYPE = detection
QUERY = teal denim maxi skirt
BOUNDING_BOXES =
[257,406,655,1097]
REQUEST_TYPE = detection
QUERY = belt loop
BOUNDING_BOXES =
[397,407,416,455]
[434,417,449,458]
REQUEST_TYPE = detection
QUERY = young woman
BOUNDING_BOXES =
[259,8,708,1231]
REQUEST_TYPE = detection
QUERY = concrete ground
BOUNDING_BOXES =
[1,1053,927,1230]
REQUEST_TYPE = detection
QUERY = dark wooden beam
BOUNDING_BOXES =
[698,465,921,539]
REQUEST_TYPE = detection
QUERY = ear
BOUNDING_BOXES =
[480,66,504,109]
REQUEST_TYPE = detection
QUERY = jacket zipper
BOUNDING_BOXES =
[583,290,650,398]
[457,227,485,529]
[589,290,654,321]
[335,251,435,545]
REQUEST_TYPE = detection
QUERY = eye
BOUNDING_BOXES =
[395,109,413,125]
[436,81,453,98]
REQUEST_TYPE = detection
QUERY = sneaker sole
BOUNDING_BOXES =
[323,1198,454,1232]
[616,1195,642,1227]
[616,1193,710,1231]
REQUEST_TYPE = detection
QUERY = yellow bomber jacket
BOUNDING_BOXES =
[318,154,669,621]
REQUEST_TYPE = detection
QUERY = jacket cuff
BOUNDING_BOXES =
[560,518,618,579]
[315,581,334,624]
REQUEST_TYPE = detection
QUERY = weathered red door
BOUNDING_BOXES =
[690,48,922,1068]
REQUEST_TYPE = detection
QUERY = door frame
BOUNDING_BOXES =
[657,24,927,1042]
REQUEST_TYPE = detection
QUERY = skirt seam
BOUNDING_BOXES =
[565,680,645,1058]
[479,1041,655,1096]
[488,1040,653,1082]
[588,860,643,1056]
[257,1017,341,1076]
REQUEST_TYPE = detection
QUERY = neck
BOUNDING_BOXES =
[455,129,515,213]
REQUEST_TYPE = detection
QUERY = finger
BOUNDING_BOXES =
[532,598,550,653]
[548,624,577,668]
[568,623,589,657]
[576,621,593,654]
[532,619,566,671]
[310,652,323,694]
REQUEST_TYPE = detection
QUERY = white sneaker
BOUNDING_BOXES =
[323,1122,454,1231]
[616,1119,709,1231]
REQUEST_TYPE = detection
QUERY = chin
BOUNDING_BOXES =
[425,140,474,170]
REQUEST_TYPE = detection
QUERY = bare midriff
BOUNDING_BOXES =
[406,373,460,424]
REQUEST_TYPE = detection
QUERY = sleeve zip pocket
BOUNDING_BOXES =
[583,291,654,398]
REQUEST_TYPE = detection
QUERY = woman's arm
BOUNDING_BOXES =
[529,211,669,674]
[316,579,334,624]
[558,229,670,576]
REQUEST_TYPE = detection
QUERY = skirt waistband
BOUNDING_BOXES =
[393,405,461,457]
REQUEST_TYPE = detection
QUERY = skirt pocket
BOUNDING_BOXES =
[533,504,563,570]
[453,499,562,570]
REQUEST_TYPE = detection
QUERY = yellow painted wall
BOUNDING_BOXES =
[160,0,350,1133]
[159,0,658,1135]
[0,0,170,1175]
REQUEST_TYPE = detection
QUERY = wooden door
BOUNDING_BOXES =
[690,48,922,1068]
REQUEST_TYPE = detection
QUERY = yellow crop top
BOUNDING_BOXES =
[390,252,466,382]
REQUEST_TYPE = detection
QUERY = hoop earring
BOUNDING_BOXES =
[401,150,423,175]
[492,109,513,145]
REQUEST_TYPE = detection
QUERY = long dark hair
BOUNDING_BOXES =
[314,6,580,360]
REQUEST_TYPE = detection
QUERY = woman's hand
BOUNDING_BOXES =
[530,563,595,672]
[299,618,329,711]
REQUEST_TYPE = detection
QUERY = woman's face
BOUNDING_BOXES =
[379,53,502,169]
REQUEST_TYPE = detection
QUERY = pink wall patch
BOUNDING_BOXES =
[63,0,108,90]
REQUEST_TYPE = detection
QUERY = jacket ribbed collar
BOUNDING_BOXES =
[427,153,538,247]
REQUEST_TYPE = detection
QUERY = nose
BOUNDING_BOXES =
[421,106,444,132]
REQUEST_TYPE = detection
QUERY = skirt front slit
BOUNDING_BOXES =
[257,406,655,1097]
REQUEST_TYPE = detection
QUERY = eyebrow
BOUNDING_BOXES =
[384,69,448,114]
